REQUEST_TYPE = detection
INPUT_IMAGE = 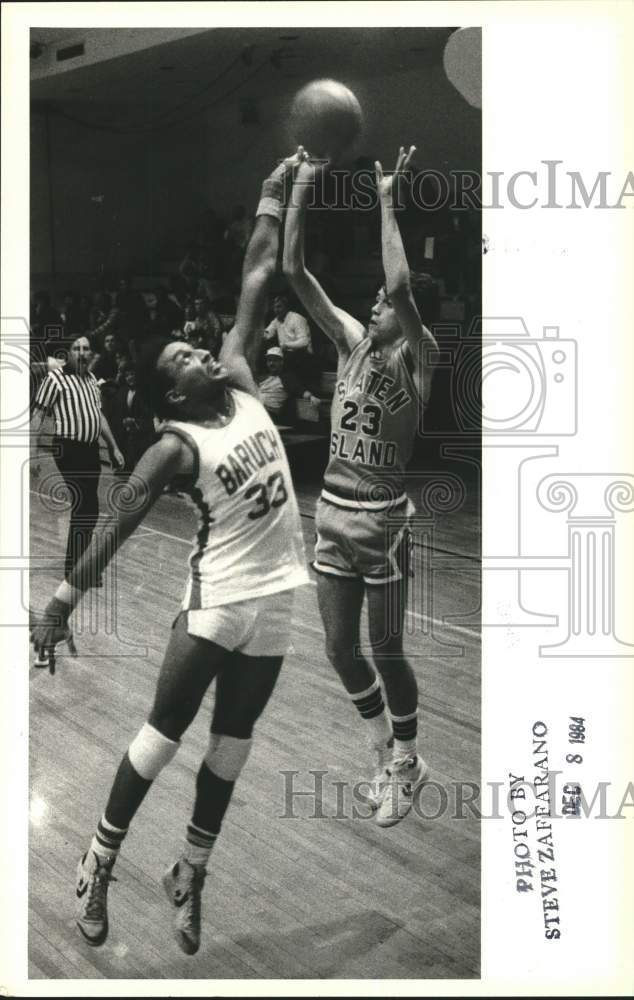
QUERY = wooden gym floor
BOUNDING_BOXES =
[28,443,481,980]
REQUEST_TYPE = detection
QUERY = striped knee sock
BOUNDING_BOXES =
[181,760,231,868]
[89,815,128,864]
[182,822,218,868]
[350,677,393,752]
[391,710,418,760]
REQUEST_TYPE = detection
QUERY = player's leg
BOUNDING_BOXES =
[71,446,101,570]
[314,500,394,766]
[165,636,284,954]
[317,571,370,690]
[53,441,101,577]
[75,613,228,945]
[194,649,284,852]
[316,573,394,796]
[366,577,428,827]
[366,575,418,743]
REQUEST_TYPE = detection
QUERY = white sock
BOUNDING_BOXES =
[182,822,217,868]
[88,815,127,865]
[391,709,418,761]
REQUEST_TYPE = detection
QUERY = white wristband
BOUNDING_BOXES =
[256,197,282,221]
[55,580,83,607]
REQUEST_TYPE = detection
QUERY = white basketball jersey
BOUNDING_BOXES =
[163,389,309,609]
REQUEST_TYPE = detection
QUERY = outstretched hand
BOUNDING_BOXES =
[375,145,417,200]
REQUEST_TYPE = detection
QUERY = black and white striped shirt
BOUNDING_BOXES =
[34,369,102,443]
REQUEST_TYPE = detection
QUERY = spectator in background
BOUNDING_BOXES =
[184,326,205,351]
[90,333,128,424]
[149,286,183,338]
[264,292,316,387]
[108,362,156,475]
[191,295,223,356]
[90,332,120,383]
[167,273,189,314]
[258,346,320,424]
[114,347,130,384]
[182,301,196,338]
[257,347,287,420]
[179,243,214,300]
[211,297,237,337]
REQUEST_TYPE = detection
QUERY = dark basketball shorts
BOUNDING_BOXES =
[313,495,414,586]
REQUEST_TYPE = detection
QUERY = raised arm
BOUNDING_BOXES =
[30,434,191,666]
[283,161,364,363]
[220,151,304,396]
[376,146,439,398]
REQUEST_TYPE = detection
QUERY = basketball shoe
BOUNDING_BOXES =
[162,858,207,955]
[375,753,429,828]
[75,851,117,946]
[356,743,393,811]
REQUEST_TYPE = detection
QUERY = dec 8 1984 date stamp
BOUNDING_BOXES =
[508,716,593,940]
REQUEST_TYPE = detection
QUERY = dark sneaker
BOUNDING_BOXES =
[162,858,207,955]
[75,851,117,946]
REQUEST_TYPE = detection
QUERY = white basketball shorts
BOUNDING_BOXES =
[186,589,296,657]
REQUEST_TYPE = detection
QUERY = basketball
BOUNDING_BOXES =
[289,79,363,161]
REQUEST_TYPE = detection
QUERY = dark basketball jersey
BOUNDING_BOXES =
[323,337,422,509]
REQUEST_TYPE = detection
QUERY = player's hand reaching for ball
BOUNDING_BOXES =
[375,145,416,201]
[269,146,309,184]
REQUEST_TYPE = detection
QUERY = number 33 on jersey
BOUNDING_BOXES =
[163,389,308,610]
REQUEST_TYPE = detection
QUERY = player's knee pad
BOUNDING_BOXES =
[128,722,179,781]
[204,732,252,782]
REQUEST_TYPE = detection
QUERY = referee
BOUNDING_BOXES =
[31,334,124,579]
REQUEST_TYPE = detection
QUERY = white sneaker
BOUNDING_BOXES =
[376,754,429,828]
[162,858,207,955]
[356,746,393,812]
[75,851,117,946]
